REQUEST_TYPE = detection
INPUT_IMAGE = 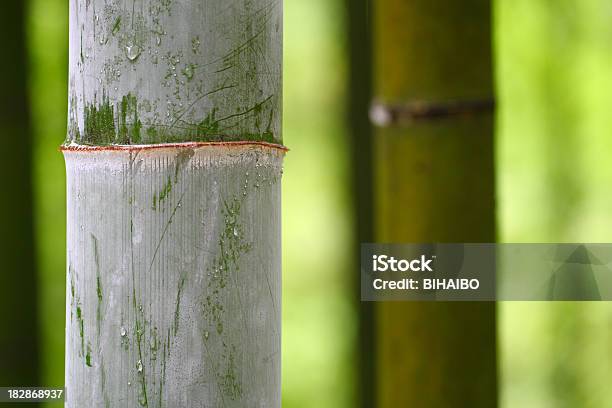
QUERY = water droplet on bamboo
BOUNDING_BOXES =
[126,43,141,61]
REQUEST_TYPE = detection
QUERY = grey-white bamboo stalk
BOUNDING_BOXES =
[62,1,284,407]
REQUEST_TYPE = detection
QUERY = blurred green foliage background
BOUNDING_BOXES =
[497,0,612,407]
[22,0,612,406]
[28,0,67,395]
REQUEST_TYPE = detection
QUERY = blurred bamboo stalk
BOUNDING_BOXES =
[346,0,375,407]
[0,2,40,389]
[372,0,497,406]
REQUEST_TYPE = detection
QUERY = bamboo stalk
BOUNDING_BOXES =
[63,1,283,406]
[373,0,497,406]
[346,0,375,406]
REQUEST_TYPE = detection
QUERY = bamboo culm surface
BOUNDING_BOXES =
[63,1,283,407]
[374,0,498,407]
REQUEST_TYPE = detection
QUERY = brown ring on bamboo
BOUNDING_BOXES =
[370,98,495,127]
[60,140,289,153]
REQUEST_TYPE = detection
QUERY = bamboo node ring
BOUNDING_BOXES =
[370,98,495,127]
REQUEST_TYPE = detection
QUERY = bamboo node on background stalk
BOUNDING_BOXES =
[370,98,495,127]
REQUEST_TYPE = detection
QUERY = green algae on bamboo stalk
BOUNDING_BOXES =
[73,93,280,145]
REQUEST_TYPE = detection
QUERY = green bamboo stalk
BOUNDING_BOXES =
[0,2,39,388]
[373,1,497,406]
[63,1,283,406]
